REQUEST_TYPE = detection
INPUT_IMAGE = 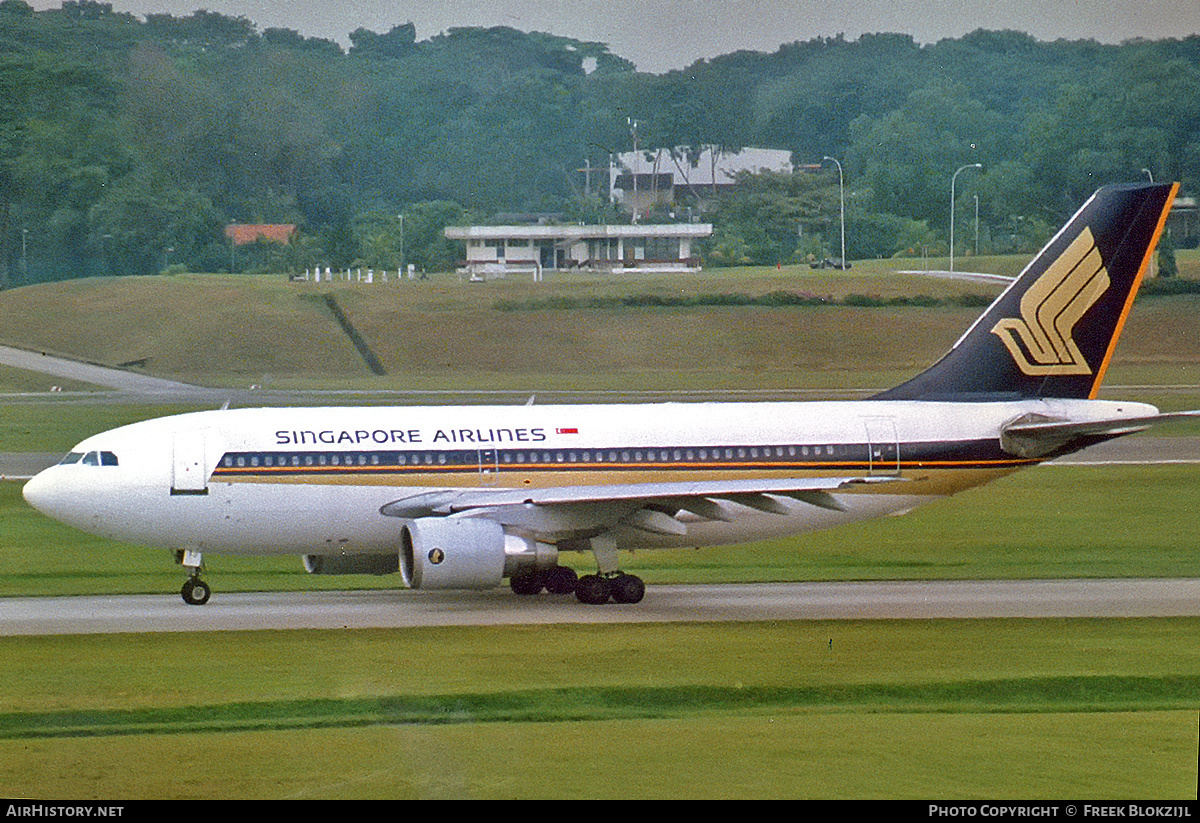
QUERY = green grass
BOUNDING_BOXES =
[0,620,1197,798]
[2,711,1194,799]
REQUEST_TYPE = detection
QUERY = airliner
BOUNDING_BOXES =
[21,182,1196,606]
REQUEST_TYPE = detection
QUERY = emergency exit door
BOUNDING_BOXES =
[172,429,211,495]
[862,417,900,476]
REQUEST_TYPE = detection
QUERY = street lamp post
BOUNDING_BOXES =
[823,156,845,268]
[397,214,405,278]
[974,195,979,257]
[950,163,982,274]
[628,118,642,224]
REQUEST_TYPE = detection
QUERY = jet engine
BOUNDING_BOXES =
[399,516,557,590]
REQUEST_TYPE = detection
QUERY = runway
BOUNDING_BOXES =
[1,578,1198,636]
[0,344,208,396]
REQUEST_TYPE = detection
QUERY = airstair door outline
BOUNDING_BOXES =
[862,417,900,476]
[172,429,211,495]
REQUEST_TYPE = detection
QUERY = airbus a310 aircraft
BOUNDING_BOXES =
[22,182,1197,606]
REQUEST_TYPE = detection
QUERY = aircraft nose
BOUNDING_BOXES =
[22,469,59,517]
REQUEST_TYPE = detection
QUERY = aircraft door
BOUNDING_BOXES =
[478,447,499,486]
[862,417,900,476]
[172,429,212,495]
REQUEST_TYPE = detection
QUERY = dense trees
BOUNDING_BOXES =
[0,2,1197,280]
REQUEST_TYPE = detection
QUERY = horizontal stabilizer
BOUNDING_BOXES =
[1001,410,1200,459]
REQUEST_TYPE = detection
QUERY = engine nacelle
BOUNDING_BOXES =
[399,517,557,590]
[303,554,399,575]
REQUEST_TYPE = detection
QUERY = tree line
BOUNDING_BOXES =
[1,0,1197,284]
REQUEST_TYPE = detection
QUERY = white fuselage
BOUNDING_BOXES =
[21,397,1156,558]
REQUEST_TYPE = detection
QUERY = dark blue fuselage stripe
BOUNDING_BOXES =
[211,439,1033,477]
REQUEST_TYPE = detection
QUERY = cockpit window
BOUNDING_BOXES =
[59,451,118,467]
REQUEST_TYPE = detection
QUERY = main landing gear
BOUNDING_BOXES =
[175,549,212,606]
[509,567,646,604]
[508,566,648,607]
[575,572,645,605]
[509,535,646,605]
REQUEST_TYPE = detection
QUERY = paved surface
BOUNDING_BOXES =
[1,578,1197,636]
[0,452,59,479]
[897,269,1015,284]
[0,344,208,395]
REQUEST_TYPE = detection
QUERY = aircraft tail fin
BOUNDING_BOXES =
[875,181,1179,401]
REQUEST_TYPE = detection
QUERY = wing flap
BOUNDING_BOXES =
[380,475,901,520]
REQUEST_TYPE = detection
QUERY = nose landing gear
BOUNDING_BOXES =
[181,576,211,606]
[175,549,212,606]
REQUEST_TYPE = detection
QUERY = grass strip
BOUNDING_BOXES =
[4,674,1198,740]
[493,291,997,311]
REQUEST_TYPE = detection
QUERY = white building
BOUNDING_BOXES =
[444,223,713,278]
[609,146,794,215]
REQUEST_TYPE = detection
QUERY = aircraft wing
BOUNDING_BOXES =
[1001,410,1200,459]
[380,475,903,538]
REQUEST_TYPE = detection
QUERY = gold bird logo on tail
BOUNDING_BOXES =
[991,227,1109,376]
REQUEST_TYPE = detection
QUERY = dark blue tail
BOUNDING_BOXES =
[876,182,1178,401]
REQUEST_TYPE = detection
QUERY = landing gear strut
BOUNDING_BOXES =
[175,549,212,606]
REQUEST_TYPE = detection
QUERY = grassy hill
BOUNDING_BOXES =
[0,255,1197,396]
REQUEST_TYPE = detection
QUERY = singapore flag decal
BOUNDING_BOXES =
[556,427,579,435]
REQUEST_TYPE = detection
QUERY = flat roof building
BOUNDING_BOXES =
[444,223,712,278]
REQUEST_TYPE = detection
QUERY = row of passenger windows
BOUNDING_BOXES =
[218,444,842,470]
[59,451,119,466]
